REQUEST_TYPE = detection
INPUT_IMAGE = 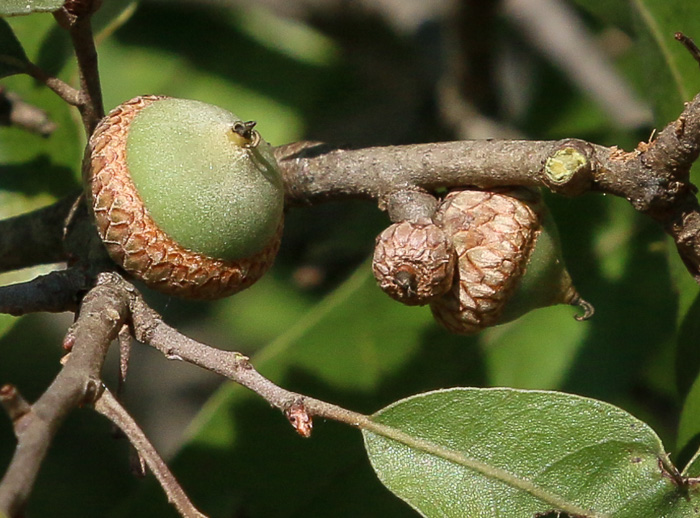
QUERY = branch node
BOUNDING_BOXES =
[285,399,313,438]
[62,330,77,352]
[0,384,32,431]
[165,350,184,362]
[233,353,252,370]
[81,378,104,406]
[543,141,594,196]
[384,189,439,224]
[64,0,104,17]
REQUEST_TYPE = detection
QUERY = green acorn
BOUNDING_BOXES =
[430,188,592,334]
[83,95,284,299]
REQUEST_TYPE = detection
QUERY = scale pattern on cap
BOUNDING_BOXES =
[83,95,282,299]
[373,221,455,306]
[430,188,540,334]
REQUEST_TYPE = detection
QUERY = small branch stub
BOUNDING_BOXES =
[285,400,313,438]
[543,144,592,196]
[0,385,31,430]
[676,32,700,69]
[384,189,439,224]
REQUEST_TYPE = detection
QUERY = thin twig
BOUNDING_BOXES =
[0,273,129,517]
[0,88,57,136]
[23,62,83,108]
[0,385,31,434]
[127,283,366,427]
[127,281,599,517]
[0,273,366,518]
[275,90,700,281]
[0,267,92,316]
[676,32,700,70]
[67,17,104,133]
[0,194,80,274]
[93,387,207,518]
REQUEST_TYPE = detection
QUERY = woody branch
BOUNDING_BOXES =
[3,86,700,318]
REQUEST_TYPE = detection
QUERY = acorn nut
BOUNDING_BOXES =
[83,95,284,299]
[430,188,592,334]
[373,220,456,306]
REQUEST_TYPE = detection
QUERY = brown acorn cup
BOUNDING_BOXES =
[430,188,541,334]
[83,95,283,299]
[372,220,456,306]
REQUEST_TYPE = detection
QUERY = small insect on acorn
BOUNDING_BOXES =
[83,95,285,299]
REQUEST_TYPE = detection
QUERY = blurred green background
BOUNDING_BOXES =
[2,0,700,516]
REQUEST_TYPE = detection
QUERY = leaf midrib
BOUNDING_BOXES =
[364,418,609,518]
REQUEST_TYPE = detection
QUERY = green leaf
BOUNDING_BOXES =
[677,371,700,470]
[630,0,700,127]
[363,388,693,518]
[0,18,29,77]
[481,305,589,390]
[0,314,16,344]
[0,0,64,16]
[0,16,82,179]
[35,0,138,79]
[570,1,634,33]
[676,292,700,399]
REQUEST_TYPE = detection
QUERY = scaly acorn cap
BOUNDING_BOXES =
[83,95,284,299]
[430,188,591,334]
[372,220,456,306]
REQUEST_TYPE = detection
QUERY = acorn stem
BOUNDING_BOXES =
[569,293,595,321]
[232,120,261,148]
